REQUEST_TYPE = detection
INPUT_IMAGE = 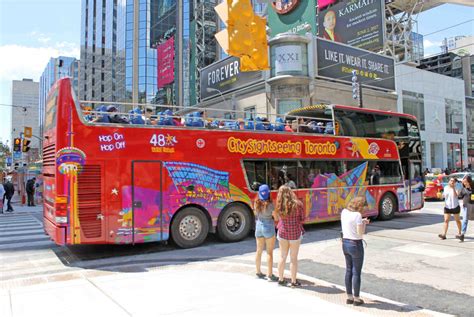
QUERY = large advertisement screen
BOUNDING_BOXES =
[317,0,384,52]
[316,38,395,91]
[200,56,263,100]
[157,37,175,88]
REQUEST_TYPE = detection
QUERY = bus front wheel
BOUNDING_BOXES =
[378,193,397,221]
[217,204,252,242]
[171,207,209,248]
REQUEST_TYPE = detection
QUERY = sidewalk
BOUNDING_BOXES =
[0,259,451,317]
[0,204,453,317]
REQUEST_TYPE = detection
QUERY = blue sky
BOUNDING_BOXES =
[0,1,473,145]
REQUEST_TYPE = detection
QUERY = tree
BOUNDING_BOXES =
[0,141,12,171]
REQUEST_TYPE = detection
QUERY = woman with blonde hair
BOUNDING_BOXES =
[275,185,306,287]
[341,196,370,306]
[253,184,278,281]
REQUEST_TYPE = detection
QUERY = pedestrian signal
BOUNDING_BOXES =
[13,138,21,152]
[22,139,31,152]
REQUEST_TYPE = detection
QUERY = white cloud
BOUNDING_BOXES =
[423,39,442,49]
[0,43,79,82]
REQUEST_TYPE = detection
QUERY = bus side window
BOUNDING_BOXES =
[243,161,267,191]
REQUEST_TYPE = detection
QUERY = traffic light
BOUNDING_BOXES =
[351,70,359,100]
[13,138,21,152]
[22,139,31,152]
[215,0,269,71]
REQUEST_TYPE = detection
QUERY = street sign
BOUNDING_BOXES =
[13,152,22,160]
[24,127,32,138]
[6,157,12,166]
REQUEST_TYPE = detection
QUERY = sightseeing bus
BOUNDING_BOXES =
[43,78,423,248]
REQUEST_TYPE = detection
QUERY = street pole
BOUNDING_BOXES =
[460,137,463,170]
[359,83,363,108]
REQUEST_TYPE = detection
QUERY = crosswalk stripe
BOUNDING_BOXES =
[0,234,49,244]
[0,229,44,237]
[0,240,54,251]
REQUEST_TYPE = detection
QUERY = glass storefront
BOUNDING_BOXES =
[402,90,425,130]
[445,98,463,134]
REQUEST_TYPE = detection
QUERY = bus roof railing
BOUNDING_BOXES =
[79,100,336,134]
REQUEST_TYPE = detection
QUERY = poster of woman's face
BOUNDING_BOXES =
[323,10,337,31]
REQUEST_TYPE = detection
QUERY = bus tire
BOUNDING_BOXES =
[217,204,252,242]
[378,193,397,221]
[171,207,209,249]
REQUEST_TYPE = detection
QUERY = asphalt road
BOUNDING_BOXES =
[1,201,472,316]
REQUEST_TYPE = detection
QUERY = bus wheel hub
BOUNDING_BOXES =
[179,215,201,240]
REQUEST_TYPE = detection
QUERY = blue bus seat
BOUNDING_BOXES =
[192,111,204,127]
[325,121,334,134]
[274,117,285,131]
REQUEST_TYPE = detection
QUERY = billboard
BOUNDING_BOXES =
[268,0,317,36]
[318,0,384,52]
[200,56,263,100]
[316,38,395,91]
[157,37,175,88]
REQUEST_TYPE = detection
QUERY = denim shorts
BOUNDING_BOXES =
[255,219,275,238]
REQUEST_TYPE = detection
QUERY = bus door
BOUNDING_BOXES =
[409,160,424,210]
[131,161,163,244]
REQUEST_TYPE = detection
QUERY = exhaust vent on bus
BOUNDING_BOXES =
[43,143,56,168]
[77,165,103,239]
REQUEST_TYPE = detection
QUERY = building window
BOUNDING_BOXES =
[445,98,463,134]
[402,91,425,130]
[447,142,461,169]
[277,99,302,115]
[244,106,256,120]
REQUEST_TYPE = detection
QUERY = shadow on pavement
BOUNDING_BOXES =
[55,209,445,272]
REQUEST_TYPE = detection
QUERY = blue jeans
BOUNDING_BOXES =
[342,239,364,297]
[461,206,469,234]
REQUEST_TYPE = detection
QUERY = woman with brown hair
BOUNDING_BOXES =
[275,185,306,287]
[341,196,370,306]
[457,175,473,242]
[253,184,278,281]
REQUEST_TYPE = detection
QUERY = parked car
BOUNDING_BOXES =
[424,174,446,200]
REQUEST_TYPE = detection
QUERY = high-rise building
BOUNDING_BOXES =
[132,0,217,106]
[11,79,40,161]
[80,0,218,107]
[39,56,79,143]
[79,0,126,103]
[441,36,474,56]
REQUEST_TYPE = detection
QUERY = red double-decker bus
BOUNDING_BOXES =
[43,78,423,248]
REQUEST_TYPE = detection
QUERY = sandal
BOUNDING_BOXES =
[290,281,301,288]
[278,279,287,286]
[266,274,278,282]
[353,299,365,306]
[438,234,446,240]
[256,272,265,279]
[346,298,354,304]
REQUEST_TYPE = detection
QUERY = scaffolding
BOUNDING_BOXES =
[195,0,218,102]
[383,0,437,63]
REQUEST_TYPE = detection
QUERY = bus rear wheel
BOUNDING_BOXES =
[378,193,397,221]
[171,207,209,248]
[217,204,252,242]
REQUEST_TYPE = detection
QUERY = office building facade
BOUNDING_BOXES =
[79,0,127,103]
[11,79,40,161]
[396,64,468,170]
[80,0,218,107]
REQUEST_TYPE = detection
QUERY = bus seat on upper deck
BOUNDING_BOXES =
[129,107,145,124]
